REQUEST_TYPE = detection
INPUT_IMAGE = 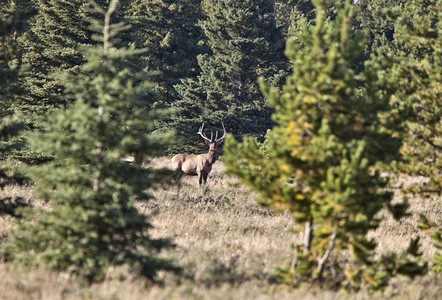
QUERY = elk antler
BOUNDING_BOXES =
[215,123,226,145]
[197,123,213,143]
[197,123,227,144]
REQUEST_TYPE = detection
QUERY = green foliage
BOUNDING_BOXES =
[0,0,35,113]
[223,0,426,290]
[352,0,407,70]
[11,0,130,163]
[391,0,441,196]
[0,1,33,215]
[384,0,441,272]
[127,0,206,106]
[1,1,22,107]
[274,0,315,36]
[15,0,101,116]
[431,229,442,272]
[171,0,288,153]
[418,214,442,273]
[0,115,26,216]
[2,1,177,282]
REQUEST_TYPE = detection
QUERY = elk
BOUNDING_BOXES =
[171,123,226,186]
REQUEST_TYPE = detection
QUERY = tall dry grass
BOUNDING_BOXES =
[0,158,440,300]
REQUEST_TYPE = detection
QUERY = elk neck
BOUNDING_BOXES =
[206,143,217,164]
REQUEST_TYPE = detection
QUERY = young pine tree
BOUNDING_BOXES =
[390,0,441,197]
[3,0,177,282]
[388,0,441,272]
[223,0,426,290]
[172,0,288,152]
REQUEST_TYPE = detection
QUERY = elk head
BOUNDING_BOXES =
[196,123,226,164]
[171,123,227,186]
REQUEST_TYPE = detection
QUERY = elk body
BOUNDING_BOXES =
[171,123,226,186]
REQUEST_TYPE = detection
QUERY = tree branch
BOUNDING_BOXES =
[316,225,337,278]
[304,219,313,254]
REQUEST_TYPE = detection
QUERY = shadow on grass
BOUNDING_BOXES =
[0,196,28,217]
[181,256,275,288]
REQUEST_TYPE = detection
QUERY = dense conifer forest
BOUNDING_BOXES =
[0,0,440,297]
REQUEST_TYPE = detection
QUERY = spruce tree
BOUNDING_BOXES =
[171,0,287,152]
[0,0,34,215]
[223,0,426,290]
[15,0,101,117]
[12,0,132,163]
[127,0,206,106]
[3,0,177,281]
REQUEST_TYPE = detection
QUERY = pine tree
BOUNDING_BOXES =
[387,0,441,272]
[390,0,441,196]
[274,1,315,36]
[15,0,100,117]
[171,0,288,153]
[0,0,34,215]
[127,0,206,106]
[223,0,426,290]
[10,0,90,163]
[0,0,34,117]
[12,0,132,163]
[3,0,177,281]
[351,0,407,72]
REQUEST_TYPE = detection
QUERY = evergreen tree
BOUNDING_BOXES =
[127,0,206,105]
[0,0,34,215]
[223,0,426,290]
[3,0,177,281]
[275,1,315,36]
[390,0,441,196]
[11,0,91,163]
[12,0,132,163]
[351,0,407,72]
[171,0,288,152]
[15,0,100,118]
[354,0,404,51]
[387,0,441,272]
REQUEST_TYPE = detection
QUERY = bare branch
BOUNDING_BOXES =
[316,225,337,278]
[303,220,313,254]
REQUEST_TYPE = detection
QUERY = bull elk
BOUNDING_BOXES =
[171,123,226,186]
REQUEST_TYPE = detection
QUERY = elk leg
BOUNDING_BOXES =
[198,172,203,186]
[202,172,208,184]
[173,171,184,196]
[173,170,184,184]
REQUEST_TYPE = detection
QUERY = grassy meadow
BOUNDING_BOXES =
[0,158,441,299]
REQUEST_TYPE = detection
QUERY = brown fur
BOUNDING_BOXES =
[172,123,225,186]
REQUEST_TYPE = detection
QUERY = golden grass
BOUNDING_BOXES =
[0,158,441,299]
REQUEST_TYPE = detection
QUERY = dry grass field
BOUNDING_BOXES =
[0,158,441,300]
